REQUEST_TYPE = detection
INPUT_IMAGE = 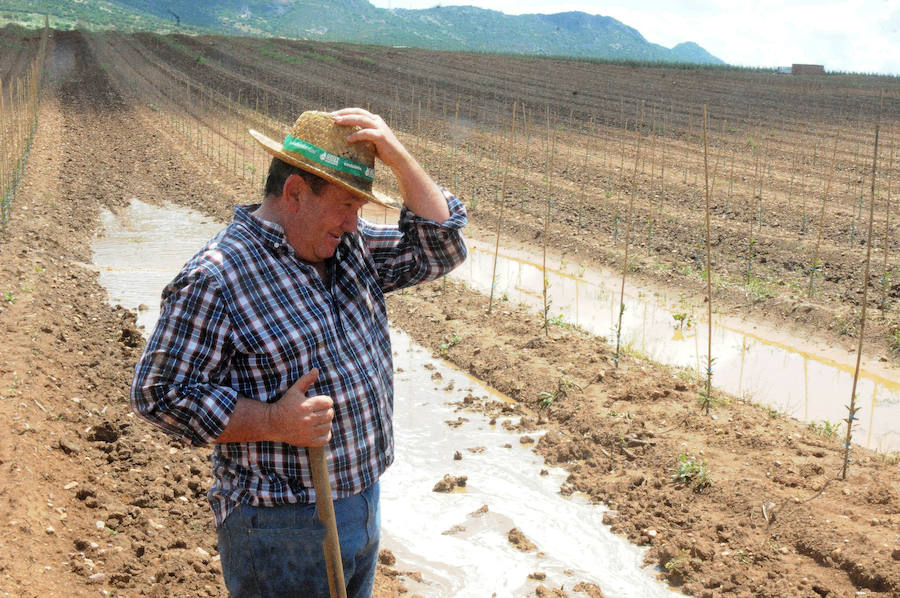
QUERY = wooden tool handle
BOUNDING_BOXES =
[309,445,347,598]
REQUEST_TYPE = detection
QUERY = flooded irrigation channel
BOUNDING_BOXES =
[91,199,681,597]
[358,205,900,453]
[451,238,900,454]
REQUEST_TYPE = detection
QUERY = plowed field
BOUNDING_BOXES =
[0,28,898,597]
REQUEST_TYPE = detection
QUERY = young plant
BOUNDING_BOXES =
[488,101,518,314]
[701,106,716,416]
[671,455,712,492]
[537,378,578,409]
[843,93,884,480]
[881,128,895,311]
[439,333,461,355]
[808,134,839,298]
[615,107,644,366]
[672,312,692,330]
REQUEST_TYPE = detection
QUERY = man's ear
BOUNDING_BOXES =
[282,173,310,207]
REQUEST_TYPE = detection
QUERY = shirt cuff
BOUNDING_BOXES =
[399,188,468,230]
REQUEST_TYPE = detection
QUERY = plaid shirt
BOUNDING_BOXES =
[131,191,467,527]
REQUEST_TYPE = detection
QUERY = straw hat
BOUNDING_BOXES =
[250,111,395,207]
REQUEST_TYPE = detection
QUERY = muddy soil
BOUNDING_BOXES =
[0,29,898,598]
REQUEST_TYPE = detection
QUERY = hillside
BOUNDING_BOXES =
[0,0,726,64]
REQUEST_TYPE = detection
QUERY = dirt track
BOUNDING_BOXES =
[0,30,899,598]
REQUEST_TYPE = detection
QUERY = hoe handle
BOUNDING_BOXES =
[309,445,347,598]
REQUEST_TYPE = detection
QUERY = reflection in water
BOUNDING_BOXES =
[447,238,900,452]
[92,199,680,597]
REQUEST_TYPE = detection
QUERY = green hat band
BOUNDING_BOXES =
[283,135,374,182]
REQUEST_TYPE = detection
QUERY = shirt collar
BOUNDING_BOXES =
[233,204,289,252]
[232,204,356,261]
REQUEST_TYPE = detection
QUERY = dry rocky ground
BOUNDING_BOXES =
[0,30,898,598]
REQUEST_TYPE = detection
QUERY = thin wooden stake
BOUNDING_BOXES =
[808,135,840,297]
[881,127,895,310]
[842,92,884,480]
[488,102,517,314]
[701,105,715,415]
[542,108,554,336]
[615,107,645,365]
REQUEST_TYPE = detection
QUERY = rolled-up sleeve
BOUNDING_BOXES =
[362,188,468,292]
[130,269,238,446]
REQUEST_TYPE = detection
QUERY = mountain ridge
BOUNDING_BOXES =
[0,0,726,65]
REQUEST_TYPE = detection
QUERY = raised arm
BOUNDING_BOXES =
[331,107,451,223]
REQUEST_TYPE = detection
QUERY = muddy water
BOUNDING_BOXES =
[92,199,680,597]
[91,199,223,332]
[453,237,900,453]
[354,205,900,452]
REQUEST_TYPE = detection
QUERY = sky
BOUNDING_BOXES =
[367,0,900,76]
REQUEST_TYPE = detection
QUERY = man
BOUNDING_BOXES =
[131,107,467,597]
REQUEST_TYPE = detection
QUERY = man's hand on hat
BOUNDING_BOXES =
[333,107,449,221]
[267,368,334,447]
[332,107,411,173]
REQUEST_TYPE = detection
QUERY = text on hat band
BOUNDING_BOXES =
[283,135,375,182]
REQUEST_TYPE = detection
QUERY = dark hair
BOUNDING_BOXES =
[264,157,329,198]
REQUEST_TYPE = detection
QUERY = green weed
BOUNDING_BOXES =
[807,420,840,439]
[547,313,567,327]
[4,374,20,398]
[764,405,785,419]
[440,333,461,354]
[303,51,337,63]
[672,312,692,330]
[671,454,711,492]
[538,391,554,408]
[538,378,579,409]
[835,313,858,337]
[744,274,773,303]
[875,450,900,466]
[664,550,691,579]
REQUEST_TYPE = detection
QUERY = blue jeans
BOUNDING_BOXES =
[217,481,380,598]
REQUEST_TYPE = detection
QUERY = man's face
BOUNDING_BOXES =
[284,177,368,264]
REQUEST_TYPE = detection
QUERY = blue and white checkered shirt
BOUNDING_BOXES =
[131,191,467,527]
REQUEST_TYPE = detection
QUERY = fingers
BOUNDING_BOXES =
[275,369,336,446]
[292,367,319,395]
[301,392,333,446]
[307,428,332,447]
[332,107,378,120]
[333,109,410,171]
[332,108,388,138]
[304,394,334,417]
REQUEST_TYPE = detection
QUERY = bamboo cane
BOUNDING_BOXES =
[881,127,895,310]
[615,110,644,365]
[542,107,554,336]
[701,105,715,415]
[842,92,884,480]
[488,101,517,314]
[808,135,840,297]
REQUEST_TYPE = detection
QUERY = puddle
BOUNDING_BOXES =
[91,199,224,332]
[384,330,679,596]
[448,237,900,453]
[92,199,680,597]
[355,204,900,452]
